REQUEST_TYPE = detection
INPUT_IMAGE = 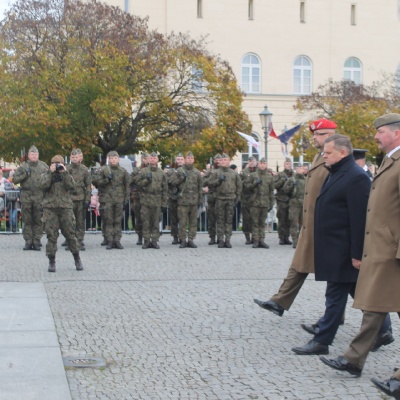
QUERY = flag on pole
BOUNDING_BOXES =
[278,124,302,144]
[237,131,261,156]
[269,122,279,139]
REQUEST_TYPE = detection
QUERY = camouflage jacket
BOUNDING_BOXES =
[66,163,91,202]
[283,173,306,206]
[39,170,76,208]
[96,164,130,204]
[169,165,203,206]
[136,165,168,207]
[130,166,145,200]
[239,166,258,205]
[207,167,242,201]
[274,169,293,203]
[13,160,48,202]
[243,169,275,208]
[166,167,180,201]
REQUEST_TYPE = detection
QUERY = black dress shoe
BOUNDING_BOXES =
[319,355,362,377]
[301,323,320,335]
[292,339,329,355]
[371,331,394,352]
[253,299,284,316]
[371,377,400,399]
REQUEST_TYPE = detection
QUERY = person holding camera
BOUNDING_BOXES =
[96,151,130,250]
[39,155,83,272]
[13,145,48,250]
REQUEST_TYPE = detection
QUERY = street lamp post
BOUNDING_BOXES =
[259,105,273,161]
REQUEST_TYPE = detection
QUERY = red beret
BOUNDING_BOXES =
[309,118,337,132]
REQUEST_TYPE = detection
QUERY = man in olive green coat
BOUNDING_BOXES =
[13,145,48,250]
[136,152,168,249]
[96,151,130,249]
[39,155,83,272]
[169,151,203,248]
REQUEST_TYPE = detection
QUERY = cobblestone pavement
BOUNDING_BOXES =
[1,232,397,399]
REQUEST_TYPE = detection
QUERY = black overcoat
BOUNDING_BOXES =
[314,155,371,282]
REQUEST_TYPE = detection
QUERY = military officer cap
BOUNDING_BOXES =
[51,155,64,164]
[259,157,267,163]
[107,150,119,158]
[373,113,400,129]
[309,118,337,132]
[141,151,149,158]
[220,153,229,159]
[71,148,82,155]
[176,153,183,158]
[186,151,194,157]
[150,151,158,157]
[28,145,39,153]
[353,149,368,160]
[285,157,292,163]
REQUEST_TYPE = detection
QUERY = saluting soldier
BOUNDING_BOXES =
[96,151,130,250]
[13,145,48,250]
[136,152,168,249]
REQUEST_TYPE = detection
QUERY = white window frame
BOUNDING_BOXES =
[293,55,312,94]
[343,57,362,85]
[241,53,261,94]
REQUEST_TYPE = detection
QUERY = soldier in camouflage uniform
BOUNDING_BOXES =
[240,156,258,245]
[13,145,48,250]
[202,154,220,245]
[39,155,83,272]
[169,151,203,248]
[65,149,91,251]
[130,152,149,245]
[166,153,185,244]
[283,164,306,248]
[274,158,294,245]
[243,158,274,249]
[208,153,242,248]
[96,151,130,249]
[136,152,168,249]
[91,165,108,245]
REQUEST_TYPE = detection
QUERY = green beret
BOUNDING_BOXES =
[107,151,119,158]
[259,157,267,163]
[373,113,400,129]
[220,153,229,159]
[71,148,82,156]
[29,145,39,153]
[186,151,194,157]
[150,151,158,157]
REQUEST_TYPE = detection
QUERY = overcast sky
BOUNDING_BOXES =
[0,0,13,18]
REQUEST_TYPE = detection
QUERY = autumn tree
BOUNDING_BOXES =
[0,0,250,165]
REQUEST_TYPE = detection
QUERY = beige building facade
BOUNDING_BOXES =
[105,0,400,169]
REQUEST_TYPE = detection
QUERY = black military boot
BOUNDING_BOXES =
[172,236,179,245]
[259,240,270,249]
[114,241,124,249]
[245,233,252,245]
[23,242,32,250]
[208,237,216,245]
[284,237,293,245]
[61,240,67,246]
[32,242,41,251]
[292,240,298,249]
[101,237,108,246]
[252,240,259,248]
[142,240,150,249]
[73,253,83,271]
[179,240,187,248]
[48,255,56,272]
[224,239,232,248]
[279,237,285,245]
[106,240,113,250]
[187,240,197,248]
[136,235,143,245]
[151,241,160,249]
[218,238,225,248]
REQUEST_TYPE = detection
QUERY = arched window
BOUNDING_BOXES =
[293,56,312,94]
[241,53,261,93]
[241,132,260,167]
[343,57,362,84]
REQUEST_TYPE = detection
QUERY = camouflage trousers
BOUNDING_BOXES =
[241,203,253,234]
[21,199,43,244]
[103,202,124,241]
[276,201,290,239]
[141,204,161,242]
[168,199,179,237]
[216,198,235,240]
[207,196,216,238]
[42,207,79,256]
[250,206,269,241]
[72,200,85,243]
[99,201,107,238]
[289,203,303,242]
[177,204,198,240]
[133,197,142,236]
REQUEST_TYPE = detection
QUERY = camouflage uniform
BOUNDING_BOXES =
[169,164,203,247]
[243,167,274,248]
[136,164,168,248]
[240,165,257,244]
[39,155,83,272]
[208,162,242,248]
[97,162,130,249]
[130,166,143,243]
[13,148,48,250]
[166,167,180,242]
[274,168,293,244]
[66,160,91,249]
[283,172,306,247]
[91,168,107,245]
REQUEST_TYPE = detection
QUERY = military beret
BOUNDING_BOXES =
[176,153,183,158]
[141,152,149,158]
[353,149,368,160]
[28,145,39,153]
[259,158,267,163]
[150,151,158,157]
[51,155,64,164]
[107,151,119,158]
[373,113,400,129]
[71,148,82,156]
[186,151,194,157]
[220,153,229,159]
[309,118,337,132]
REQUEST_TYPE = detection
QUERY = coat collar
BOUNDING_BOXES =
[374,148,400,179]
